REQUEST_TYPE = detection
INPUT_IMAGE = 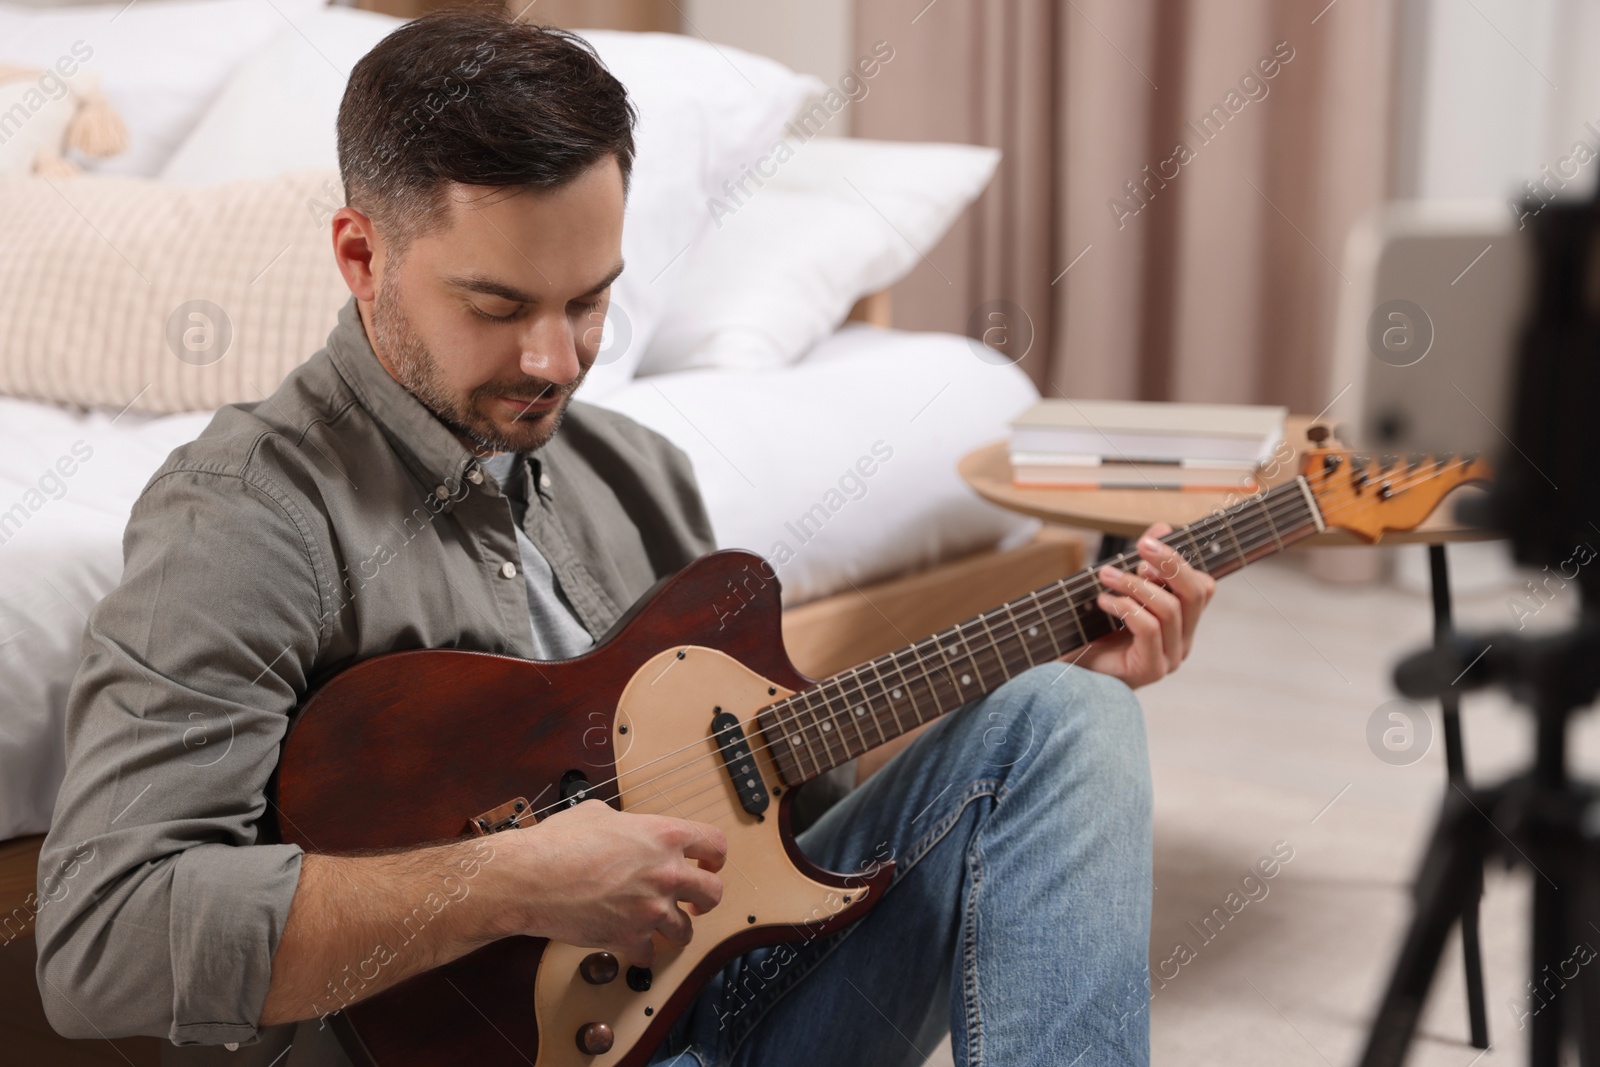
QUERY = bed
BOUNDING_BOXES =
[0,2,1088,1059]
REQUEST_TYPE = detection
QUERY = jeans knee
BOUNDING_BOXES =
[996,663,1151,816]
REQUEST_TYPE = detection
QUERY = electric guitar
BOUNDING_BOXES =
[271,436,1490,1066]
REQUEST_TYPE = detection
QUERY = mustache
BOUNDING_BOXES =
[479,380,566,404]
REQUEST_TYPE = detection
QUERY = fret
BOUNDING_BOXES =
[1000,600,1039,670]
[1221,505,1250,572]
[929,629,968,706]
[836,666,876,755]
[1029,589,1064,659]
[1178,526,1210,574]
[792,695,825,778]
[1260,496,1285,553]
[949,618,989,694]
[1086,568,1113,630]
[877,649,916,735]
[856,664,890,748]
[1064,581,1091,646]
[892,639,933,724]
[772,702,817,781]
[972,608,1014,683]
[796,697,832,771]
[810,687,847,765]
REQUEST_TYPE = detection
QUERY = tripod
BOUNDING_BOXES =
[1359,615,1600,1066]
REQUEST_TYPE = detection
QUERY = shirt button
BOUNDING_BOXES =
[466,468,483,485]
[500,561,518,579]
[434,485,449,500]
[539,473,552,490]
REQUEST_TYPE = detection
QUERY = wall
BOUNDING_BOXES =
[683,0,854,132]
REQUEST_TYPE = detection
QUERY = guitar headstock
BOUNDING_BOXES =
[1300,426,1493,542]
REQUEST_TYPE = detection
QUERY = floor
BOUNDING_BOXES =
[920,541,1593,1067]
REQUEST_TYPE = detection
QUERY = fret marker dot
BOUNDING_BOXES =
[961,674,971,685]
[891,688,903,699]
[821,721,832,731]
[1028,627,1038,637]
[853,706,865,716]
[791,736,803,746]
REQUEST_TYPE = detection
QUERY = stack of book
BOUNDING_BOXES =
[1009,399,1286,490]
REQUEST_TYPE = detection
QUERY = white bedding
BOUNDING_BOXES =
[0,325,1037,839]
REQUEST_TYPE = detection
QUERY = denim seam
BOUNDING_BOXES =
[715,777,1002,1064]
[961,829,984,1067]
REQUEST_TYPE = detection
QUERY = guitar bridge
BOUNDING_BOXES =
[466,796,532,835]
[712,710,770,816]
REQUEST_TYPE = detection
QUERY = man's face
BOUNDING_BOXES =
[362,156,626,454]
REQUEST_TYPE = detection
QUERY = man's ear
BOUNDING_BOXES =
[331,205,384,302]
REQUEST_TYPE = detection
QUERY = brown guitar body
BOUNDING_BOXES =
[272,549,894,1067]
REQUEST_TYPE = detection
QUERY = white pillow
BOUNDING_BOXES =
[594,323,1040,606]
[0,0,324,177]
[0,69,76,176]
[159,11,824,401]
[638,138,1000,375]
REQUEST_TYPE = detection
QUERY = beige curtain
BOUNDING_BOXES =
[852,0,1396,413]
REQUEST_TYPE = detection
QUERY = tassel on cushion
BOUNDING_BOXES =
[33,146,79,179]
[65,79,128,159]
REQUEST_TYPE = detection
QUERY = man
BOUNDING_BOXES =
[35,10,1215,1066]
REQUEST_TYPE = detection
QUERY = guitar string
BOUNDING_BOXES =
[516,458,1477,824]
[621,458,1477,820]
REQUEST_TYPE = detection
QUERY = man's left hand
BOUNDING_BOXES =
[1072,522,1216,689]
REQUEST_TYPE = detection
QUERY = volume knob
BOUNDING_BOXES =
[579,951,619,985]
[577,1022,614,1055]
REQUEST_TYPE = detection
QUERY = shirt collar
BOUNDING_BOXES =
[323,295,485,512]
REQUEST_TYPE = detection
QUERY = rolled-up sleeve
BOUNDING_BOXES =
[34,465,327,1046]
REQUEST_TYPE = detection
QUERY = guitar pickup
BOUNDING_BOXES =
[466,796,532,836]
[711,711,770,816]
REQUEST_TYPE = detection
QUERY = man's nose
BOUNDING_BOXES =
[518,313,581,385]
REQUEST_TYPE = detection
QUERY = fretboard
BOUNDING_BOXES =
[757,475,1325,786]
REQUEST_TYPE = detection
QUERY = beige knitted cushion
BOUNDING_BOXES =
[0,169,350,414]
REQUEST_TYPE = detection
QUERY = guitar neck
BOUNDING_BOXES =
[757,476,1326,786]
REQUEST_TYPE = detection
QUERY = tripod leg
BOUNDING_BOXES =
[1573,855,1600,1063]
[1360,785,1494,1067]
[1429,543,1491,1049]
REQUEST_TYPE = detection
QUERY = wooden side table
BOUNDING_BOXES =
[959,413,1495,1051]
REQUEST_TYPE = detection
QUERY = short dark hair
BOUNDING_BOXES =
[337,9,637,257]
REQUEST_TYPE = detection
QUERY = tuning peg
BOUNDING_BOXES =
[1307,424,1331,447]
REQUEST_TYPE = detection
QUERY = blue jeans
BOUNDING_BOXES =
[646,661,1154,1067]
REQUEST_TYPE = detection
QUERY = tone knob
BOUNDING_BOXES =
[577,1022,614,1055]
[579,951,619,985]
[626,965,653,992]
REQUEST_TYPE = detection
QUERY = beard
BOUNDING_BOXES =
[369,268,585,455]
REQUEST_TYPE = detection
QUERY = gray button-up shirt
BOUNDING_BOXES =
[33,296,717,1064]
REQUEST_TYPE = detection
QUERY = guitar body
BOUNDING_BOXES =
[272,549,894,1067]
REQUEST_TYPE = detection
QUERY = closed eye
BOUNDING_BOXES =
[471,304,524,323]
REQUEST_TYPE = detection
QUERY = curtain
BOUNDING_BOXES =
[852,0,1397,413]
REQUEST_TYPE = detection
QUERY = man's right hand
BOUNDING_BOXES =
[504,799,727,966]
